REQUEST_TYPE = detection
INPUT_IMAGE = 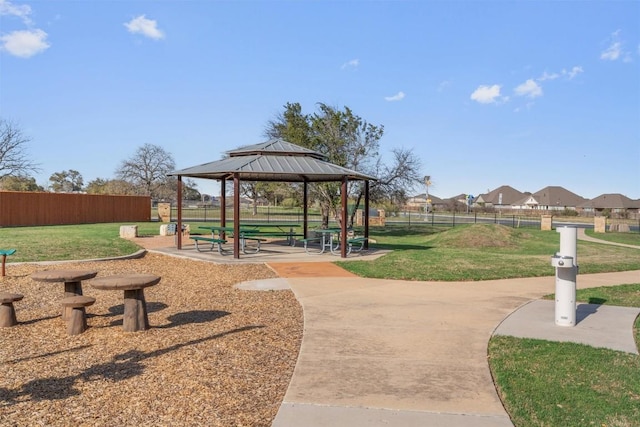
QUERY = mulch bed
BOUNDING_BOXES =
[0,252,303,426]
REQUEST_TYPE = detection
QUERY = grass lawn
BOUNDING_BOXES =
[490,284,640,427]
[585,228,640,246]
[338,224,640,281]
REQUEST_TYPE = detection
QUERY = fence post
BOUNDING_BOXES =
[453,211,456,227]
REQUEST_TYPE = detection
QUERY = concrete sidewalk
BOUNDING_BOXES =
[268,270,640,427]
[142,230,639,426]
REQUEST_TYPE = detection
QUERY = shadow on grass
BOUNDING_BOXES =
[588,297,607,305]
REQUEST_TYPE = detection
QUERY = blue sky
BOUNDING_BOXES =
[1,0,638,200]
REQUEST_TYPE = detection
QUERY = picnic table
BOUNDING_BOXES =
[241,223,302,246]
[91,274,161,332]
[302,228,368,256]
[31,269,98,320]
[195,226,265,254]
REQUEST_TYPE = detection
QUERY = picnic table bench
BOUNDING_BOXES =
[190,236,227,254]
[241,223,302,246]
[303,231,369,255]
[196,226,268,254]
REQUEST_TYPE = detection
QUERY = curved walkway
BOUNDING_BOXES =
[269,232,640,426]
[138,231,639,426]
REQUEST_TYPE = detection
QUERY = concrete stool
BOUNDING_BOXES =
[91,274,161,332]
[61,296,96,335]
[0,292,24,327]
[31,269,98,320]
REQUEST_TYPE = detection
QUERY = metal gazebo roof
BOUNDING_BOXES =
[168,138,375,259]
[168,138,376,182]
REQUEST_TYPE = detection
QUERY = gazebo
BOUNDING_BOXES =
[168,139,376,259]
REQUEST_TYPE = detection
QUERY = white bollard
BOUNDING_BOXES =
[551,226,578,327]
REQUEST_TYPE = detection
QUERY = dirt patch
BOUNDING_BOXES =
[0,252,302,426]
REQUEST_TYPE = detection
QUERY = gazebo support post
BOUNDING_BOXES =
[341,177,348,258]
[233,173,240,259]
[364,180,370,250]
[220,179,226,239]
[303,181,309,238]
[177,176,183,249]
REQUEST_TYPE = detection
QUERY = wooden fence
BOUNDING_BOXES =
[0,191,151,227]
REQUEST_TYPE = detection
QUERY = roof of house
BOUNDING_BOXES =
[475,185,526,205]
[530,186,587,207]
[578,193,640,209]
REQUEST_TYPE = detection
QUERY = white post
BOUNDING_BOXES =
[551,226,578,326]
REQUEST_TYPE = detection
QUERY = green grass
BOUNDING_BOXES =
[0,223,160,262]
[490,284,640,427]
[585,228,640,246]
[337,224,640,281]
[489,336,640,427]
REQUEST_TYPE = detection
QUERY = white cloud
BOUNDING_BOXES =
[0,29,49,58]
[384,91,405,101]
[341,58,359,70]
[470,84,502,104]
[600,30,633,62]
[0,0,32,24]
[514,79,543,98]
[601,41,622,60]
[563,66,583,79]
[124,15,165,40]
[538,71,559,81]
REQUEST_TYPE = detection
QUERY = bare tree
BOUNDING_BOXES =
[116,143,176,200]
[0,119,40,179]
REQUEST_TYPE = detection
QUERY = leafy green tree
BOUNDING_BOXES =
[86,178,137,195]
[0,175,44,191]
[49,169,84,192]
[265,102,421,226]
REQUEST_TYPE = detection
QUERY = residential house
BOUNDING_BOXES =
[405,193,444,211]
[578,193,640,218]
[514,186,587,211]
[474,185,527,210]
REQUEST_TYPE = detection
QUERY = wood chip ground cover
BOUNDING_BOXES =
[0,253,303,426]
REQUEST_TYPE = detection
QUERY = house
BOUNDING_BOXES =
[578,193,640,218]
[515,186,587,211]
[474,185,526,210]
[405,193,444,211]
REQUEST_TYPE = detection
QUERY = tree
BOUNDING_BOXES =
[0,175,44,192]
[115,143,176,200]
[181,178,201,201]
[265,102,422,227]
[49,169,84,192]
[0,118,40,180]
[86,178,137,195]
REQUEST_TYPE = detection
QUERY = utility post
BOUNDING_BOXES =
[424,175,431,218]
